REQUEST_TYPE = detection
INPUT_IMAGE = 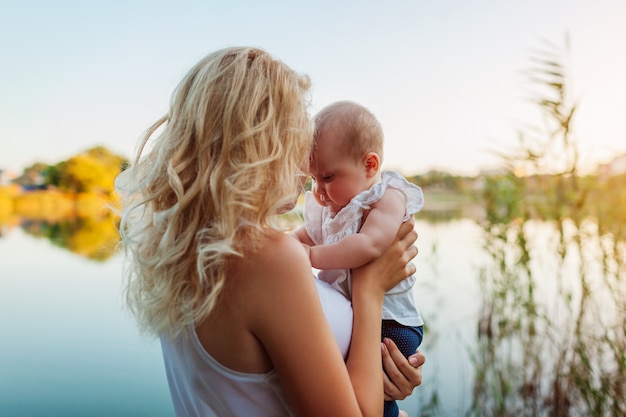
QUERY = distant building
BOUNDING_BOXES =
[0,169,15,186]
[598,153,626,178]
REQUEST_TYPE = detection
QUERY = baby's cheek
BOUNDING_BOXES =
[314,193,328,206]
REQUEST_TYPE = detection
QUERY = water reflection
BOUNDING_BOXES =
[2,188,624,416]
[471,175,626,417]
[1,192,481,262]
[8,213,119,261]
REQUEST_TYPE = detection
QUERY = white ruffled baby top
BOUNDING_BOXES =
[304,170,425,326]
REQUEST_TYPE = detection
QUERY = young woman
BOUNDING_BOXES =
[116,46,424,417]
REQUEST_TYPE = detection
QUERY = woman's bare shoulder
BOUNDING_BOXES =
[265,232,310,274]
[231,230,318,329]
[238,230,311,282]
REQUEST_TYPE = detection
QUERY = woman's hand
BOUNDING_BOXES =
[381,338,425,400]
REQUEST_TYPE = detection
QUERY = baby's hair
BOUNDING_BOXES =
[313,100,384,162]
[116,46,313,336]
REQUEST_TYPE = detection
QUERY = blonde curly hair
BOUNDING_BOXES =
[115,47,313,337]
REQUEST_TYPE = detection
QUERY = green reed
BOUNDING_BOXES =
[468,38,626,417]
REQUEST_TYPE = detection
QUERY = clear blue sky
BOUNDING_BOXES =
[1,0,625,176]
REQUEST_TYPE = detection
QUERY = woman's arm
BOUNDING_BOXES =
[310,188,406,270]
[252,221,418,416]
[252,234,375,416]
[348,218,419,410]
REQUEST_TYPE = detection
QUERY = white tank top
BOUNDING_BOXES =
[160,278,353,417]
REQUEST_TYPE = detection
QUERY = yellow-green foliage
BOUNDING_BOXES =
[55,146,127,194]
[0,186,17,224]
[11,190,75,220]
[2,189,121,261]
[0,185,17,208]
[75,193,112,216]
[1,190,114,221]
[1,145,126,259]
[64,215,120,261]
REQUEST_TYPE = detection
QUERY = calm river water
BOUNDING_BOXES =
[1,204,624,416]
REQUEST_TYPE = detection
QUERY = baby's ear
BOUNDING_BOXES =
[363,152,380,178]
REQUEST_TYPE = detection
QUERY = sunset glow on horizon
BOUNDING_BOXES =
[1,1,625,177]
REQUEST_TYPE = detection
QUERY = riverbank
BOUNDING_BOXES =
[0,186,114,225]
[0,187,481,226]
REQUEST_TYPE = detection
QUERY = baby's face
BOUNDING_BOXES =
[308,134,369,214]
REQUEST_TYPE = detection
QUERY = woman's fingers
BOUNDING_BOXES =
[381,338,424,400]
[381,339,407,400]
[398,219,418,273]
[397,217,417,245]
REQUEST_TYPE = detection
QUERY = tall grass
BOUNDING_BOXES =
[470,37,626,417]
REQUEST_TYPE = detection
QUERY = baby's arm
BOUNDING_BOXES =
[310,188,406,270]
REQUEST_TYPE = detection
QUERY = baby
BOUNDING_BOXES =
[294,100,425,417]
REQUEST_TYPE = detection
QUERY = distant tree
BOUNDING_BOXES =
[45,162,64,188]
[55,146,127,194]
[13,162,50,188]
[409,170,468,193]
[59,154,106,193]
[16,146,128,194]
